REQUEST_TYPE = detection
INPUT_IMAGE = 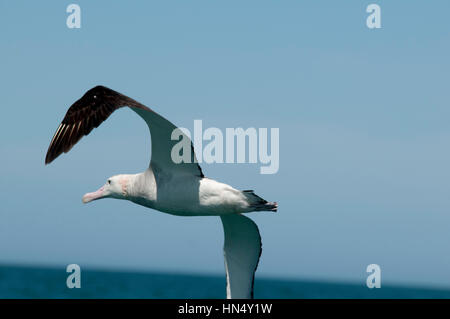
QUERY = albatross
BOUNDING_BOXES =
[45,86,277,299]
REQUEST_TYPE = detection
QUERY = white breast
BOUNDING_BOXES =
[140,174,248,216]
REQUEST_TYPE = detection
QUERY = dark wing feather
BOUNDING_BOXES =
[45,85,148,164]
[45,86,204,178]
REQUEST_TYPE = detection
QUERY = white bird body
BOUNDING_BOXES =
[98,169,256,217]
[45,86,277,299]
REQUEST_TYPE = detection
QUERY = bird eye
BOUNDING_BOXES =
[107,179,111,185]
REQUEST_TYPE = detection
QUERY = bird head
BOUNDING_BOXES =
[82,175,129,204]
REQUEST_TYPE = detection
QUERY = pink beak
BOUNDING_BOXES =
[82,186,105,204]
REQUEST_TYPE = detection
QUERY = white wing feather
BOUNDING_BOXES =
[131,107,204,177]
[220,214,262,299]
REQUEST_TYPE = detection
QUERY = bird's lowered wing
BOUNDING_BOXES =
[45,85,204,177]
[220,214,262,299]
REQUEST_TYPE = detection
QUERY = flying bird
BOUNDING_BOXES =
[45,86,277,298]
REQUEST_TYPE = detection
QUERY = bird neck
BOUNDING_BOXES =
[124,169,156,201]
[116,173,138,198]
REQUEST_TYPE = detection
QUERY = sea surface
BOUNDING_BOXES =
[1,264,450,299]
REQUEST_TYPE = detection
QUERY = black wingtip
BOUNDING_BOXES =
[44,154,53,165]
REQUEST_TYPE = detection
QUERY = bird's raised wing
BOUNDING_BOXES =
[220,214,262,299]
[45,85,204,177]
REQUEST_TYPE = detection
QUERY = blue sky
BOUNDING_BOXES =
[1,1,450,288]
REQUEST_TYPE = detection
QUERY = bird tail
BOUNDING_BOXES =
[242,190,278,212]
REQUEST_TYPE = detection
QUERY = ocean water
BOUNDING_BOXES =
[1,264,450,299]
